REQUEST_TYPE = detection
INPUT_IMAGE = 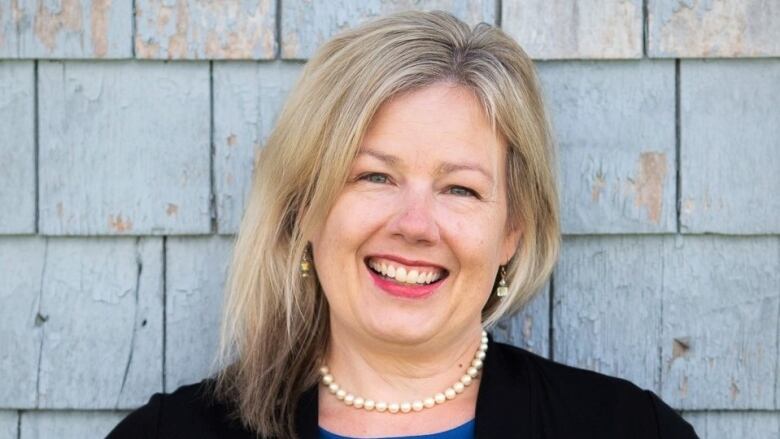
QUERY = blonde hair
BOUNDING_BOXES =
[214,10,560,438]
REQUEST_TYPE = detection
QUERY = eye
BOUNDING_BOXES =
[358,172,390,184]
[447,185,480,198]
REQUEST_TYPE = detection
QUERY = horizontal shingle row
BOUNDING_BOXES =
[2,59,777,236]
[0,1,778,59]
[3,234,777,411]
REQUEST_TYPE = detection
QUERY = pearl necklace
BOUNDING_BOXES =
[318,330,488,414]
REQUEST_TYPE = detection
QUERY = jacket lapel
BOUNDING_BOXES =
[474,333,534,438]
[295,382,319,438]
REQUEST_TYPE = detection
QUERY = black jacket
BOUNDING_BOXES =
[107,334,699,438]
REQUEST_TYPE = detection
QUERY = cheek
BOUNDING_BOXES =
[314,192,388,262]
[443,212,504,269]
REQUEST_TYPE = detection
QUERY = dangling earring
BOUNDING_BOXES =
[300,245,312,278]
[496,265,508,297]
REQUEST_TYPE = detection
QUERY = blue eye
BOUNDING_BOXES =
[448,186,479,198]
[359,173,389,184]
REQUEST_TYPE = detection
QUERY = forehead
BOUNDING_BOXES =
[359,83,505,168]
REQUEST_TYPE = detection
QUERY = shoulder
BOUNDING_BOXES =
[489,340,699,438]
[106,379,254,439]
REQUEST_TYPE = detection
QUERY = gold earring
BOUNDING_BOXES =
[496,265,508,297]
[300,245,311,278]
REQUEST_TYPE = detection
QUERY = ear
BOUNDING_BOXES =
[500,224,523,266]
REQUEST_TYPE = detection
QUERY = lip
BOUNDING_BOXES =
[364,258,448,299]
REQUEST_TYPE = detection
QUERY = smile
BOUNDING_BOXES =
[366,257,446,285]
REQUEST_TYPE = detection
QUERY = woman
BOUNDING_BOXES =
[109,10,698,439]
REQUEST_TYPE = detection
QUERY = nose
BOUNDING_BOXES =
[387,185,440,245]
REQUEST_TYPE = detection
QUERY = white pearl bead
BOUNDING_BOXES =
[453,382,465,393]
[460,375,472,386]
[336,389,346,400]
[472,359,483,369]
[434,393,446,404]
[364,399,374,410]
[322,374,333,385]
[480,343,488,351]
[344,394,354,405]
[400,402,411,413]
[476,351,486,360]
[353,397,364,408]
[444,388,456,399]
[375,401,387,412]
[388,403,400,413]
[412,400,423,411]
[320,366,329,375]
[328,383,339,393]
[423,397,435,408]
[467,367,478,378]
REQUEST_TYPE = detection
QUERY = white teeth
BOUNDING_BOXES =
[367,259,444,285]
[396,267,407,283]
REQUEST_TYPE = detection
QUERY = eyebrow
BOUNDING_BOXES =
[357,148,495,184]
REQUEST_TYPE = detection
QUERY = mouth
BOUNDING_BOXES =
[363,256,449,299]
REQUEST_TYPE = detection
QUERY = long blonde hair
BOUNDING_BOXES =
[214,10,560,438]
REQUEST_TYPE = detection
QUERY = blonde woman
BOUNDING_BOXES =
[109,10,698,439]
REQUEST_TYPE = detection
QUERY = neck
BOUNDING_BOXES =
[322,320,485,403]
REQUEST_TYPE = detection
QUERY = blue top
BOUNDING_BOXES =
[319,418,475,439]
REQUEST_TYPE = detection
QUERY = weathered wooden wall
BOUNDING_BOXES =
[1,1,778,438]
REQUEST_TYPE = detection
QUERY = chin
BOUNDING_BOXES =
[360,311,443,345]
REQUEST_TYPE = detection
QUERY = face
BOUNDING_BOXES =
[310,82,521,346]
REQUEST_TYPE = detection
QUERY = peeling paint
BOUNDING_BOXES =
[633,152,667,224]
[652,0,778,57]
[226,133,237,146]
[90,0,110,57]
[33,0,84,53]
[167,0,190,59]
[135,35,160,57]
[672,337,690,360]
[109,214,133,232]
[136,0,276,59]
[502,0,641,59]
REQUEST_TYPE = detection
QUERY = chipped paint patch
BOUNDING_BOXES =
[34,0,84,53]
[502,0,642,59]
[672,337,690,360]
[226,133,237,146]
[109,214,133,232]
[135,0,276,59]
[90,0,110,57]
[650,0,780,57]
[633,152,668,224]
